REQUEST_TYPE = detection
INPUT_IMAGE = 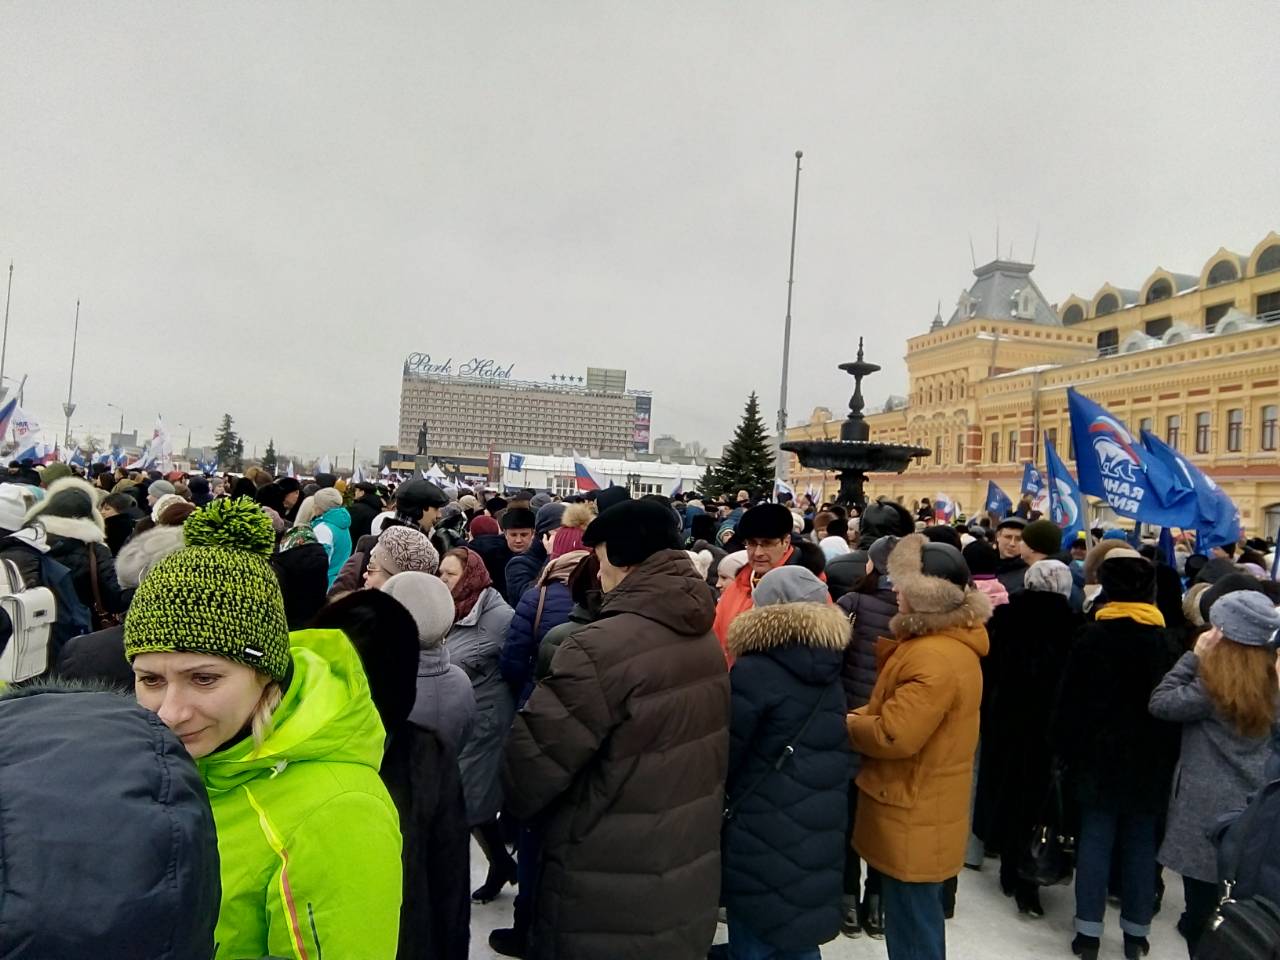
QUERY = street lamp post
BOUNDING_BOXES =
[106,403,124,436]
[63,300,80,447]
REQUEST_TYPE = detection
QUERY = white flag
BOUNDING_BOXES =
[12,407,40,458]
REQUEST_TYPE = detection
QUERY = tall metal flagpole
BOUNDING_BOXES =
[775,150,803,485]
[1,262,12,403]
[63,300,80,447]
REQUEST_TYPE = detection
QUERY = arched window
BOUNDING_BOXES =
[1207,260,1239,286]
[1257,245,1280,275]
[1145,278,1173,303]
[1096,293,1120,316]
[1062,304,1085,325]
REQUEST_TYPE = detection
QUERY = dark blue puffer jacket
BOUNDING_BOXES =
[836,584,899,711]
[722,601,851,952]
[504,539,548,609]
[500,578,575,708]
[0,683,221,959]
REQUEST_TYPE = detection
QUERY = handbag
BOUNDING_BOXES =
[1018,758,1075,887]
[1198,783,1280,959]
[724,692,825,823]
[1196,896,1280,959]
[86,544,124,630]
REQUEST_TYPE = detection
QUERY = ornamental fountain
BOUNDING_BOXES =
[780,338,930,509]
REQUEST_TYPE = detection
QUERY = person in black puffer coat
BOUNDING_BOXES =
[346,483,385,544]
[834,534,899,938]
[23,476,123,619]
[827,500,914,598]
[723,566,851,958]
[973,558,1082,917]
[1051,549,1181,960]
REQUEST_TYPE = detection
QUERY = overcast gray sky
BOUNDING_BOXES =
[4,2,1278,463]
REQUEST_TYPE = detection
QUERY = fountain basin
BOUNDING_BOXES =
[781,439,928,475]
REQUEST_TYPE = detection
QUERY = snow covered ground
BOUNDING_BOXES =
[467,840,1188,959]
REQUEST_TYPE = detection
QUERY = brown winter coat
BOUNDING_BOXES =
[847,568,990,883]
[502,549,730,960]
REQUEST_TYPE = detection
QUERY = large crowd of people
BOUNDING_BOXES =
[1,458,1279,960]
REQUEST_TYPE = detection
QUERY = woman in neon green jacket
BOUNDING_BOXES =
[125,498,402,960]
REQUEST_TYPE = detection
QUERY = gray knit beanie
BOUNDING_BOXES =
[752,566,829,606]
[1210,591,1280,647]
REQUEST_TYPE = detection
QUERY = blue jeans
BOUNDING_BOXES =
[726,919,820,960]
[881,876,946,960]
[1074,806,1158,938]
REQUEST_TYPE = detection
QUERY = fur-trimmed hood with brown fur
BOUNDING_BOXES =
[727,601,851,658]
[888,534,992,639]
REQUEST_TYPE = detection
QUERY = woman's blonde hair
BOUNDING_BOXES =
[1200,639,1279,739]
[250,681,284,754]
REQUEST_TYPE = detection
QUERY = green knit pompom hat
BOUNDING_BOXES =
[124,497,291,680]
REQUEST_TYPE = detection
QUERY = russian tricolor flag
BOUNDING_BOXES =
[933,493,956,522]
[0,397,16,443]
[573,452,603,492]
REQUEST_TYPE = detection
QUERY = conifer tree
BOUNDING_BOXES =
[214,414,243,471]
[705,392,774,498]
[262,437,278,474]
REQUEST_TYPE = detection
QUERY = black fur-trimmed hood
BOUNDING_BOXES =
[23,476,106,543]
[727,601,851,657]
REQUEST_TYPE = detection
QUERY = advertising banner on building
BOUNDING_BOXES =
[633,396,652,452]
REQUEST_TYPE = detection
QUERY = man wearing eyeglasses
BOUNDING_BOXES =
[712,503,803,661]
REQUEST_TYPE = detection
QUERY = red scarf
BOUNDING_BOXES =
[451,548,492,623]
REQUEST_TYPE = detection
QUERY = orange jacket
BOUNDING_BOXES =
[712,563,760,664]
[714,547,834,664]
[847,609,989,883]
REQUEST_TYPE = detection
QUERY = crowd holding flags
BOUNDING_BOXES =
[985,480,1013,518]
[938,387,1249,556]
[1020,461,1045,498]
[1044,437,1086,544]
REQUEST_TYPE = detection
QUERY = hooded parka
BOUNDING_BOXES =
[313,506,353,587]
[847,536,991,883]
[503,549,729,960]
[197,628,403,960]
[723,601,851,951]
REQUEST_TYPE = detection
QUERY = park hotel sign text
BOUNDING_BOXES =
[405,353,515,380]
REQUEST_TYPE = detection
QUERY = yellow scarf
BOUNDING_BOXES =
[1095,602,1166,627]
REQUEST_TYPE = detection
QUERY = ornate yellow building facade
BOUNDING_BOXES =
[786,231,1280,539]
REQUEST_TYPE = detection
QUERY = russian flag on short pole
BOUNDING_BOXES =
[573,452,603,492]
[773,477,794,501]
[669,471,683,498]
[933,493,956,521]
